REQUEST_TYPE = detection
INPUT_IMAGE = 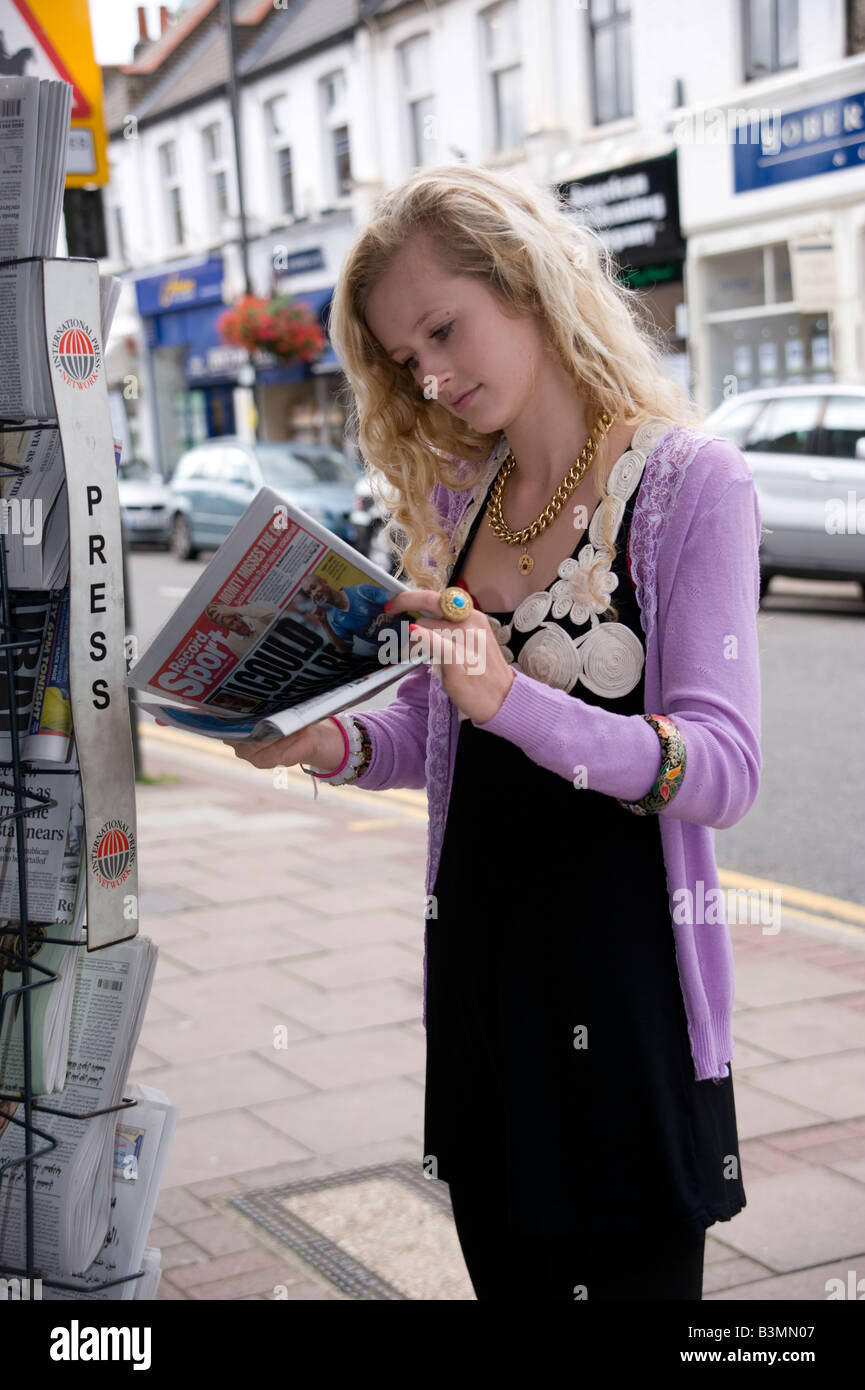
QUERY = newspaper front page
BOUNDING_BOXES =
[126,487,426,741]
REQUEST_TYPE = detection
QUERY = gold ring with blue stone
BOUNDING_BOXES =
[439,587,474,622]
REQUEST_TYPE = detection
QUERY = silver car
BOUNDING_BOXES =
[706,385,865,599]
[167,437,362,561]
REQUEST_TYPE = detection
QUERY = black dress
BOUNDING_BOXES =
[423,459,746,1241]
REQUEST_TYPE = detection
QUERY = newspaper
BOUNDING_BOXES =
[0,765,78,923]
[0,589,72,760]
[0,76,73,421]
[126,487,426,742]
[0,427,63,588]
[0,935,158,1276]
[42,1084,177,1301]
[0,778,86,1095]
[0,74,122,422]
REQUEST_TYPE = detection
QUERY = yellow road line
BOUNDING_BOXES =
[138,721,429,812]
[779,906,865,939]
[718,868,865,929]
[138,726,864,930]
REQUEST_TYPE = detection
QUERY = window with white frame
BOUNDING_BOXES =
[201,122,230,231]
[158,139,184,246]
[262,95,295,217]
[319,70,351,198]
[480,1,523,154]
[277,148,295,217]
[588,0,633,125]
[398,32,435,167]
[743,0,798,80]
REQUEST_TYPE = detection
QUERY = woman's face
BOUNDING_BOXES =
[364,233,548,434]
[221,613,251,634]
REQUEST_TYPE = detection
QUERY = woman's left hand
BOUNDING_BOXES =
[385,589,515,725]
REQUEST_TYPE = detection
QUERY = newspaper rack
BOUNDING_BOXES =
[0,254,144,1297]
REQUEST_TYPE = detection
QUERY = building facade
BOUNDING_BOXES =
[98,0,865,473]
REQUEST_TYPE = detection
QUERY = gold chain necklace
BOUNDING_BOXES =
[486,408,615,574]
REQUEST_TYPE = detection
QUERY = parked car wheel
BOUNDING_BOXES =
[171,513,199,561]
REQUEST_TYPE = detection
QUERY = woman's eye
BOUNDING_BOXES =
[400,322,452,371]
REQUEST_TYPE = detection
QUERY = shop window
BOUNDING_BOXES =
[744,394,821,453]
[704,235,832,407]
[817,395,865,458]
[705,247,765,314]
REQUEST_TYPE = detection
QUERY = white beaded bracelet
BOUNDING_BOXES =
[303,715,372,798]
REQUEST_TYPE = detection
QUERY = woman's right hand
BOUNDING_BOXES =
[222,717,345,773]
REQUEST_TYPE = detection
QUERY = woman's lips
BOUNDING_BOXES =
[452,385,480,411]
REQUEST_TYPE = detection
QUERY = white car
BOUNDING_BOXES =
[706,385,865,599]
[117,459,172,547]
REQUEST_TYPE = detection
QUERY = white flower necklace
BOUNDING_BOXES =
[480,418,670,703]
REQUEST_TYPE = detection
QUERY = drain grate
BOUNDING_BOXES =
[229,1160,471,1301]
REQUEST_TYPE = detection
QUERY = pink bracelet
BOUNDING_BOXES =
[304,716,349,779]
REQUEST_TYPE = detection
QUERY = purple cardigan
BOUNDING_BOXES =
[334,422,762,1082]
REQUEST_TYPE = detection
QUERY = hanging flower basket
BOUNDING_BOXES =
[216,293,326,367]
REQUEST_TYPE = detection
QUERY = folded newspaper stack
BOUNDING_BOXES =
[0,935,159,1276]
[0,75,122,424]
[126,486,427,742]
[43,1083,177,1301]
[0,754,86,1096]
[0,430,74,588]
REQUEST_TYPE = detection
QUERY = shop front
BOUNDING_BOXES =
[252,284,347,449]
[676,56,865,414]
[135,256,235,477]
[556,150,689,396]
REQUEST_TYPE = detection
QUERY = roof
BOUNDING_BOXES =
[134,23,229,120]
[238,0,358,77]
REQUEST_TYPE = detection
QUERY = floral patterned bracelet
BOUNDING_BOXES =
[616,713,686,816]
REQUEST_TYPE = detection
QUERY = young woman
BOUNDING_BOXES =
[226,164,763,1302]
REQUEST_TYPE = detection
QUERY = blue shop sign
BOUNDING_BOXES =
[275,248,325,276]
[734,90,865,192]
[135,257,224,317]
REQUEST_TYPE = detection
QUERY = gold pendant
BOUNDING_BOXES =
[518,547,534,575]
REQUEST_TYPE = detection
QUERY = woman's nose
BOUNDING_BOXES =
[416,364,454,402]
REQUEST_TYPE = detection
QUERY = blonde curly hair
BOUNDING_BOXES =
[328,162,703,618]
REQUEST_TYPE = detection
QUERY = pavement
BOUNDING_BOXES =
[130,720,865,1301]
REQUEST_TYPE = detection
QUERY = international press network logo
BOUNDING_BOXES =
[89,820,137,889]
[51,317,101,390]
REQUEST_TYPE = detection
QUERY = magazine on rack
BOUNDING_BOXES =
[125,486,429,743]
